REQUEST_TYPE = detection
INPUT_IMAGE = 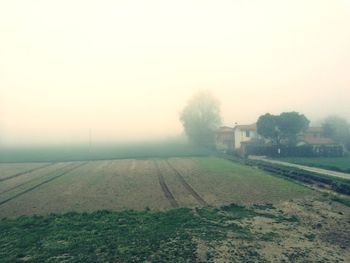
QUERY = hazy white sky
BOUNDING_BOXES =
[1,0,350,145]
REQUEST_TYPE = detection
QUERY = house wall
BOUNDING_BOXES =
[234,129,258,149]
[303,132,322,141]
[215,132,235,150]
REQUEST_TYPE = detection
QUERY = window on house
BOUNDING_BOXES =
[245,130,250,137]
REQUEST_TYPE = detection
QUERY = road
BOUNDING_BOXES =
[249,156,350,180]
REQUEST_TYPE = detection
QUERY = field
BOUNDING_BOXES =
[1,157,349,262]
[279,156,350,173]
[0,157,311,217]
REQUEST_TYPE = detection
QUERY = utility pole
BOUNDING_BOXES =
[89,128,92,156]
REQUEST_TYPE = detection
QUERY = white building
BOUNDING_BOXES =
[215,123,259,151]
[233,123,259,149]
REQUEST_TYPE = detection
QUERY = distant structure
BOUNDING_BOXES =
[233,124,260,149]
[296,127,340,154]
[298,127,333,145]
[215,126,235,151]
[215,123,260,152]
[216,124,343,157]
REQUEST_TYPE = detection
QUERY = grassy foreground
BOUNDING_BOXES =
[0,205,298,263]
[2,198,349,263]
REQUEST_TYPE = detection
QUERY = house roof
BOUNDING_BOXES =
[302,137,335,145]
[306,127,323,133]
[234,123,257,131]
[216,126,234,133]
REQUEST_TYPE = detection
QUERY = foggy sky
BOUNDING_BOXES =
[1,0,350,145]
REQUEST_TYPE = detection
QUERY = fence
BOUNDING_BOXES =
[244,144,344,157]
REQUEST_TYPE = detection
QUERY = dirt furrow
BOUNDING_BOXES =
[154,160,179,208]
[0,163,56,182]
[0,163,76,196]
[166,160,208,206]
[0,162,88,207]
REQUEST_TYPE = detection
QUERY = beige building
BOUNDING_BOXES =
[233,124,259,149]
[215,123,259,151]
[297,127,336,147]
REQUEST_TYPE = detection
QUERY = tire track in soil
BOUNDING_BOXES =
[130,159,136,171]
[165,160,208,207]
[0,163,76,196]
[0,162,88,207]
[154,160,179,208]
[0,163,56,182]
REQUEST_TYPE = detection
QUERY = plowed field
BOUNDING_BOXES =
[0,157,312,217]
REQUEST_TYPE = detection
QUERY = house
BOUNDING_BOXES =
[297,127,335,146]
[233,123,259,150]
[216,124,343,157]
[215,123,260,151]
[297,127,343,156]
[215,126,235,151]
[302,127,323,140]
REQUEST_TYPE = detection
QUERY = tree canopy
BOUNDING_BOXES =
[180,91,221,148]
[257,111,309,146]
[322,115,350,149]
[256,113,281,144]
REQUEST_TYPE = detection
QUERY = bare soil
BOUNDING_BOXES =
[0,158,349,262]
[0,162,51,179]
[206,196,350,262]
[0,157,316,217]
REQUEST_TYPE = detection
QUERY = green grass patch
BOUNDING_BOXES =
[0,204,297,262]
[257,159,350,188]
[196,157,312,202]
[278,156,350,174]
[252,203,275,210]
[329,195,350,208]
[220,203,258,219]
[197,156,256,174]
[260,232,279,241]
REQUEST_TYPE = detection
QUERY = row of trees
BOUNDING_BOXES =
[180,91,350,150]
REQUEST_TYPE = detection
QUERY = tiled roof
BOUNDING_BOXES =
[306,127,323,133]
[234,123,257,131]
[216,126,234,133]
[302,137,335,145]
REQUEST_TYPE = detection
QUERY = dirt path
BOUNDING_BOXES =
[249,156,350,180]
[166,160,208,206]
[154,160,179,208]
[0,162,88,207]
[0,163,56,182]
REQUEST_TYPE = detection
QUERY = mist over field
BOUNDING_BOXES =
[1,0,350,147]
[2,3,350,262]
